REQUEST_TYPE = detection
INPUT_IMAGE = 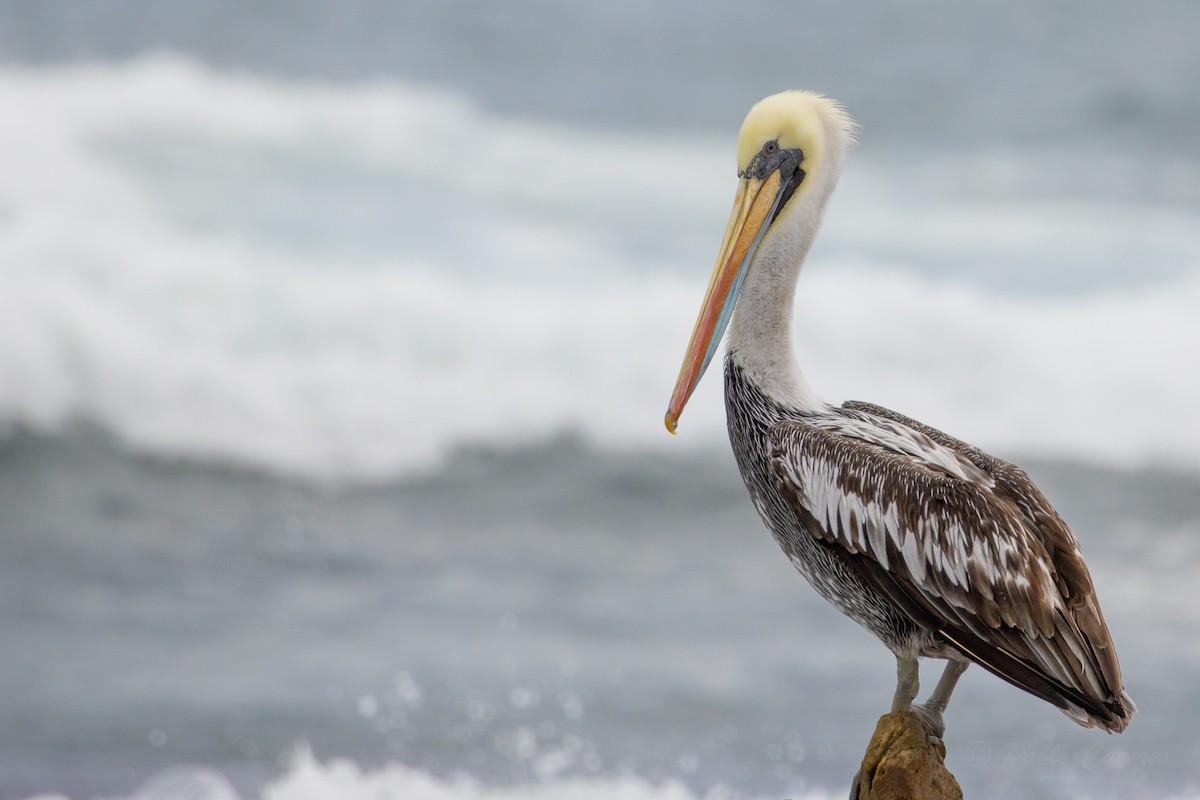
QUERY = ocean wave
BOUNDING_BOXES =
[1,56,1198,479]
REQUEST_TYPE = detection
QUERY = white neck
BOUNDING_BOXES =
[726,151,844,414]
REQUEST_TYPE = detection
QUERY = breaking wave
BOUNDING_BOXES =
[2,56,1197,480]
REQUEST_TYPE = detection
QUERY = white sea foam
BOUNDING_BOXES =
[1,57,1198,479]
[14,751,829,800]
[155,752,828,800]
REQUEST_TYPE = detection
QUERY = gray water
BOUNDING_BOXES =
[4,0,1199,151]
[3,431,1200,799]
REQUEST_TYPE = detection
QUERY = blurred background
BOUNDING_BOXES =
[1,2,1198,799]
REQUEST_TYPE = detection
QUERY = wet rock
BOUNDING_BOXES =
[853,711,963,800]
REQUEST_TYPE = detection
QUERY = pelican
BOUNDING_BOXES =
[665,91,1134,739]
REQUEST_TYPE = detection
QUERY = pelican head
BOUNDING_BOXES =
[665,91,855,433]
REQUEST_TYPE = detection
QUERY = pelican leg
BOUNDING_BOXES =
[849,656,922,800]
[911,659,969,738]
[890,655,920,712]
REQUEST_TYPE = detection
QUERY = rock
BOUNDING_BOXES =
[852,711,963,800]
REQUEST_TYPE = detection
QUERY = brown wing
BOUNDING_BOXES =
[841,402,1126,683]
[770,410,1134,731]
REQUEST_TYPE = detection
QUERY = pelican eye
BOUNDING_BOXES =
[762,140,779,156]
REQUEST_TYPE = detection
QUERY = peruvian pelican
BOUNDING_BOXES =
[666,91,1134,739]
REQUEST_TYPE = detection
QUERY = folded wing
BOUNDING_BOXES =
[768,404,1133,731]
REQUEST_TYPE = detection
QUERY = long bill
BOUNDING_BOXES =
[665,170,785,433]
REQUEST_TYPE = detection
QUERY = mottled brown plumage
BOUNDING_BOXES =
[768,401,1133,731]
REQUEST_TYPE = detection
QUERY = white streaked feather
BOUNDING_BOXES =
[811,416,994,487]
[900,526,925,583]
